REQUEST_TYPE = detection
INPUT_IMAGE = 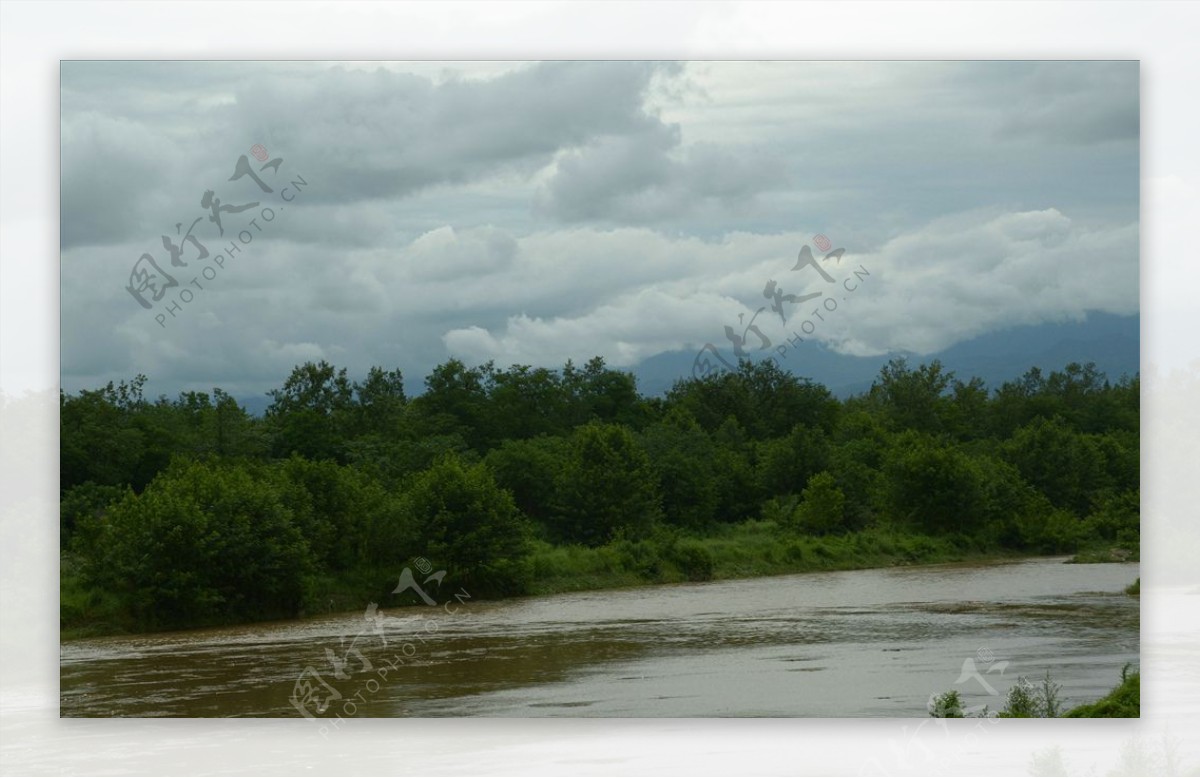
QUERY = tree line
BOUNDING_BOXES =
[61,356,1139,631]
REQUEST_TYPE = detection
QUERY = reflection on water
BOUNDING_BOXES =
[60,557,1139,717]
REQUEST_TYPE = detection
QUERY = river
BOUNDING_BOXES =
[59,556,1138,718]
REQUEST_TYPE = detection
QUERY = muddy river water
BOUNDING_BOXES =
[59,557,1139,718]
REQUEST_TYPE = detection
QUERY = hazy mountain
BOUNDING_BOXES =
[632,311,1139,398]
[232,312,1137,414]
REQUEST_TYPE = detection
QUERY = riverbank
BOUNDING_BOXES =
[523,521,1032,596]
[62,521,1047,640]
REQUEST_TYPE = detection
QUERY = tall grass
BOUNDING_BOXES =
[525,521,1005,596]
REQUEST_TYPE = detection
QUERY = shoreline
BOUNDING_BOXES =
[62,536,1134,643]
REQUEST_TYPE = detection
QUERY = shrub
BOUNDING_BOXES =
[928,689,965,718]
[1063,666,1139,718]
[401,453,532,596]
[794,472,846,536]
[669,540,716,582]
[80,458,314,629]
[551,422,663,545]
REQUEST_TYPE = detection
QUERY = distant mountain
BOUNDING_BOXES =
[632,311,1139,398]
[238,394,272,418]
[232,312,1138,413]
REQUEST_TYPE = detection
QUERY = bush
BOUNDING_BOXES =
[928,689,965,718]
[401,453,532,597]
[1085,490,1140,548]
[1015,500,1087,553]
[793,472,845,536]
[669,539,716,582]
[551,422,662,545]
[1063,666,1139,718]
[998,671,1063,718]
[80,458,315,629]
[883,432,983,535]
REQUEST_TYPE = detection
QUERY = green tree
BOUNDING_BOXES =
[274,457,396,572]
[551,422,662,545]
[562,357,646,429]
[266,361,355,461]
[709,416,763,522]
[666,360,837,439]
[401,454,531,595]
[485,365,567,441]
[484,436,569,528]
[60,482,127,549]
[348,366,406,437]
[944,376,990,441]
[60,384,146,490]
[791,471,846,536]
[757,423,830,498]
[883,432,983,534]
[639,409,720,528]
[869,358,953,433]
[1003,415,1105,515]
[81,459,314,629]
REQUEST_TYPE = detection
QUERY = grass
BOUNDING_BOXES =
[1069,541,1139,564]
[931,666,1139,718]
[60,569,135,640]
[1125,577,1140,596]
[525,521,1016,597]
[1064,666,1140,717]
[56,521,1058,639]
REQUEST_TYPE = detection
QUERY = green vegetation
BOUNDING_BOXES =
[1063,665,1140,717]
[524,523,1004,596]
[60,356,1139,637]
[931,666,1139,718]
[1125,577,1141,596]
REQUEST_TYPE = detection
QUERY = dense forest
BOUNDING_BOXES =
[60,357,1140,635]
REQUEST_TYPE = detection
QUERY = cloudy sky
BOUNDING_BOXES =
[60,60,1138,398]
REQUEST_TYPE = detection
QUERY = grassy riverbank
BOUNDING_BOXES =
[1064,667,1140,717]
[63,522,1034,640]
[931,666,1140,719]
[524,522,1022,596]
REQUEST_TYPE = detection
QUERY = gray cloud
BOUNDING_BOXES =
[59,61,1139,399]
[61,61,678,250]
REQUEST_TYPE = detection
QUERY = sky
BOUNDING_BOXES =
[59,60,1139,399]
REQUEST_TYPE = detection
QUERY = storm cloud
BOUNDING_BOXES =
[60,60,1138,399]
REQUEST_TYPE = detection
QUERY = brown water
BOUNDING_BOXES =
[59,557,1139,718]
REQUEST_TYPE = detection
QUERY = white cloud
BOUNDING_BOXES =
[58,61,1139,397]
[441,209,1137,367]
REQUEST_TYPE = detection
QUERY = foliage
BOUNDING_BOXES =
[930,667,1138,720]
[638,409,721,529]
[483,436,569,527]
[1003,415,1106,515]
[60,482,128,549]
[550,421,663,546]
[76,458,314,630]
[997,670,1064,718]
[928,689,965,718]
[882,432,983,534]
[787,471,846,536]
[61,355,1140,636]
[399,453,532,596]
[1063,666,1140,718]
[266,361,355,461]
[870,357,953,433]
